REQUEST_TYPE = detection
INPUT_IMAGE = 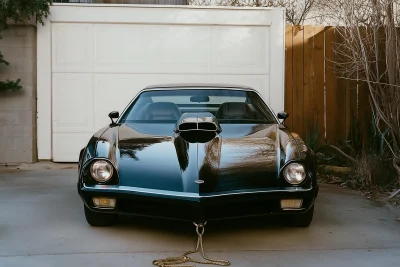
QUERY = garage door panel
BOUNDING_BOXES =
[93,74,212,129]
[93,24,269,75]
[94,24,211,73]
[52,73,94,133]
[52,23,93,73]
[53,133,93,162]
[45,6,284,162]
[211,26,269,73]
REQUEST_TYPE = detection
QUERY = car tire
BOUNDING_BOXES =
[282,205,314,227]
[84,205,118,227]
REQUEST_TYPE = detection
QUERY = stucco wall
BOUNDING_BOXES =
[0,25,37,164]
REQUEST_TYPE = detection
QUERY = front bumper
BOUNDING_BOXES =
[79,184,318,222]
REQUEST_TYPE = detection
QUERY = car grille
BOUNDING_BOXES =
[116,197,281,221]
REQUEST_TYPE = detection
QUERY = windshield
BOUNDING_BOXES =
[118,88,278,124]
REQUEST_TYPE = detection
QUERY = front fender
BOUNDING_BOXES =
[78,125,119,186]
[277,127,318,190]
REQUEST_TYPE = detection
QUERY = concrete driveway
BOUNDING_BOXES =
[0,163,399,267]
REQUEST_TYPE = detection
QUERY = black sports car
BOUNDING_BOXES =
[77,84,318,227]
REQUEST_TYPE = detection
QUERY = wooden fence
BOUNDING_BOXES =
[285,25,372,146]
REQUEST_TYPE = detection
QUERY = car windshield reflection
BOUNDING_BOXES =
[118,89,278,124]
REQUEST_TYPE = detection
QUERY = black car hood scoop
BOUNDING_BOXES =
[175,112,221,143]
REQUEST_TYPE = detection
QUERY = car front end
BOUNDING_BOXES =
[77,85,319,227]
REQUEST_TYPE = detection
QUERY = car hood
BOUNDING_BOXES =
[93,120,307,195]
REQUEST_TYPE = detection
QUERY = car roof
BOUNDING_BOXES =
[144,83,254,90]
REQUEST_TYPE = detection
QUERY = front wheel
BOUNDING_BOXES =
[84,205,118,227]
[281,205,314,227]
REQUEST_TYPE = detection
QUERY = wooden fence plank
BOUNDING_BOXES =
[313,26,326,145]
[303,25,315,144]
[334,26,358,142]
[283,25,375,147]
[325,27,346,144]
[292,26,305,137]
[358,81,372,145]
[334,28,348,142]
[345,78,358,139]
[284,24,294,129]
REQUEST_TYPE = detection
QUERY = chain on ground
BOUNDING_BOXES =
[152,222,231,267]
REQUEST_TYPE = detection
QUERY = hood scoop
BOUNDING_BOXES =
[176,112,221,133]
[175,112,221,143]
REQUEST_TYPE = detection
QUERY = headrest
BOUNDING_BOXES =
[216,102,253,119]
[143,102,181,121]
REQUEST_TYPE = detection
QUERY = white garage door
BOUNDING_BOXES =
[37,4,285,162]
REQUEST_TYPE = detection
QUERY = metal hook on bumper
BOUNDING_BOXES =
[193,222,206,235]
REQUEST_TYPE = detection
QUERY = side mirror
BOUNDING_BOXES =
[277,111,289,123]
[108,111,119,125]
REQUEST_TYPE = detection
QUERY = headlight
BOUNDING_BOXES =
[283,163,306,185]
[90,160,113,182]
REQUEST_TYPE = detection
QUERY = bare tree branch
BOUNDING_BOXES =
[318,0,400,183]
